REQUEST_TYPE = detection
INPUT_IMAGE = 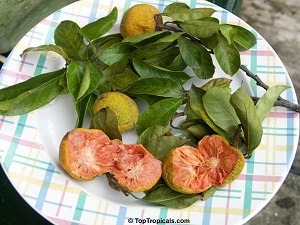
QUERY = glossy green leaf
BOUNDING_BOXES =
[203,85,239,142]
[137,125,189,161]
[20,44,68,60]
[201,77,232,91]
[188,85,227,137]
[163,2,190,13]
[99,42,136,65]
[79,7,118,41]
[229,25,257,51]
[255,85,290,121]
[0,73,65,116]
[75,94,93,128]
[89,34,123,60]
[163,3,215,21]
[177,36,215,78]
[136,97,182,135]
[126,78,184,98]
[122,31,170,44]
[219,24,237,44]
[0,68,66,102]
[180,17,219,38]
[213,32,241,76]
[66,61,85,101]
[200,32,219,50]
[76,61,102,101]
[230,85,263,156]
[104,62,138,91]
[142,183,200,209]
[54,20,88,61]
[132,58,191,85]
[91,107,122,140]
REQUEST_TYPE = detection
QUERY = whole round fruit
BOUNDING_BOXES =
[59,128,113,180]
[162,135,245,194]
[93,92,139,133]
[120,4,162,38]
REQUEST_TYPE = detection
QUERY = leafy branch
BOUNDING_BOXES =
[154,12,300,113]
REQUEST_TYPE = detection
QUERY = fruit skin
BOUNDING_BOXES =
[120,4,162,38]
[92,92,139,133]
[162,135,245,194]
[59,128,112,180]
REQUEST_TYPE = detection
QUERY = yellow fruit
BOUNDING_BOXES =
[92,92,139,133]
[162,135,245,194]
[120,4,162,38]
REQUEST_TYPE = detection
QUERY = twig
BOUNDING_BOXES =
[232,124,242,148]
[155,16,300,113]
[240,65,300,112]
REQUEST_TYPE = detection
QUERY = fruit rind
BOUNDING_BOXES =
[92,92,139,133]
[120,4,162,38]
[162,135,245,194]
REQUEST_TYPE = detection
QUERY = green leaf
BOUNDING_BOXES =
[98,42,136,65]
[54,20,88,61]
[126,78,184,98]
[230,85,263,156]
[201,77,232,91]
[219,24,237,44]
[180,17,219,38]
[155,32,184,43]
[142,183,200,209]
[188,85,227,137]
[202,85,239,142]
[213,32,240,76]
[163,2,190,13]
[89,34,123,60]
[255,85,290,121]
[200,32,219,50]
[79,7,118,41]
[131,42,174,60]
[66,61,85,101]
[132,58,191,85]
[0,72,65,116]
[136,97,182,135]
[229,25,257,51]
[163,3,215,21]
[91,107,122,140]
[137,125,189,161]
[20,44,68,60]
[122,31,170,44]
[0,68,66,102]
[75,94,93,128]
[76,61,102,101]
[177,36,215,79]
[104,62,139,91]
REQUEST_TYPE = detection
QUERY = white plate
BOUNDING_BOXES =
[0,0,299,224]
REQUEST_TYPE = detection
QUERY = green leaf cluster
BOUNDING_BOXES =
[180,78,289,157]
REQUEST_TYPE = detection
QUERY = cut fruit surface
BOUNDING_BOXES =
[59,128,113,180]
[162,135,245,194]
[114,144,162,192]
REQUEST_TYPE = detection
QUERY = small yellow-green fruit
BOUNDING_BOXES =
[93,92,139,133]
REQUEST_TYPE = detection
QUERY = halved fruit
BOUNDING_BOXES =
[114,144,162,192]
[59,128,162,192]
[59,128,113,180]
[162,135,245,194]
